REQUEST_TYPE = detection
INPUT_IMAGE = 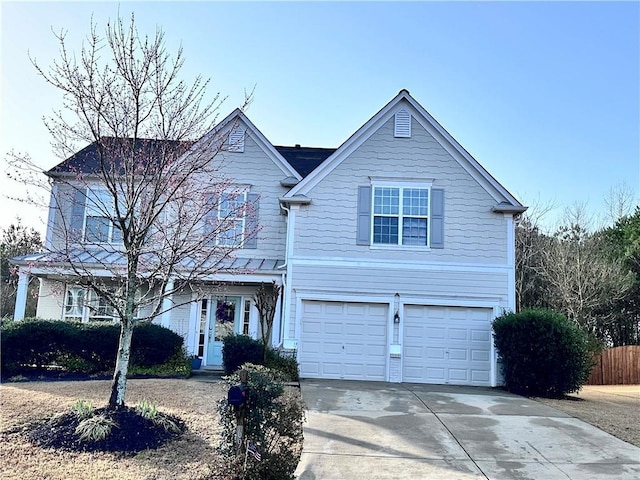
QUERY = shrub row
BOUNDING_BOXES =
[493,308,597,398]
[1,318,184,377]
[222,334,299,382]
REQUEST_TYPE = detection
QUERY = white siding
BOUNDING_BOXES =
[205,129,288,260]
[287,263,508,339]
[292,117,508,264]
[168,293,192,338]
[36,278,64,319]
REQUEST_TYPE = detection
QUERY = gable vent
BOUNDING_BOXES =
[228,127,245,152]
[394,109,411,138]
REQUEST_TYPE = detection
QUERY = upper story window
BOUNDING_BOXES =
[84,188,123,244]
[357,183,443,249]
[217,192,247,246]
[205,191,258,249]
[373,186,430,246]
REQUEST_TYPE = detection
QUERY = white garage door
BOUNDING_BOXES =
[403,305,493,386]
[298,300,387,381]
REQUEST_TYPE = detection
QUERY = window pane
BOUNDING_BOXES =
[220,193,241,218]
[218,219,244,246]
[403,188,429,216]
[85,216,110,242]
[373,216,398,244]
[402,217,428,245]
[373,187,399,215]
[112,225,123,243]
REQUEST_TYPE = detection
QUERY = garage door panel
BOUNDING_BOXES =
[471,350,490,362]
[299,300,387,381]
[403,305,492,386]
[449,349,468,361]
[426,327,446,339]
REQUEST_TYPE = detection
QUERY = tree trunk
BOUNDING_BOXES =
[108,321,134,409]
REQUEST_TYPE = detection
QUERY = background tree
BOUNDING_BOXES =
[597,206,640,345]
[1,221,43,318]
[7,15,252,408]
[515,199,555,311]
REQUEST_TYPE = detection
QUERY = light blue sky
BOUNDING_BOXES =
[1,1,638,234]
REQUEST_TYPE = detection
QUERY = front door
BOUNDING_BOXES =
[206,296,241,367]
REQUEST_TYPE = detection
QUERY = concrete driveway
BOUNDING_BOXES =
[295,380,640,480]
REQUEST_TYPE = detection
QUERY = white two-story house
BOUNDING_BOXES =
[12,90,525,386]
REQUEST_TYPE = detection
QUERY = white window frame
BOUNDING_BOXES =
[217,191,247,247]
[371,181,432,248]
[83,188,123,245]
[62,286,120,323]
[63,286,86,321]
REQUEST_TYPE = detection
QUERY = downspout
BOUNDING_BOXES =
[276,202,291,348]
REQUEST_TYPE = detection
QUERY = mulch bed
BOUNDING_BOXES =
[26,407,186,454]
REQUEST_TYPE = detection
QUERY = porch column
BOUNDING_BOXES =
[14,271,29,320]
[161,277,174,328]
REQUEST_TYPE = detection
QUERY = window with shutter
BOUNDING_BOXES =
[394,109,411,138]
[356,184,444,248]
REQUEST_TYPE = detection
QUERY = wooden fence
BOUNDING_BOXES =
[586,345,640,385]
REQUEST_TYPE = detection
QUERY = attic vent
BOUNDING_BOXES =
[228,128,245,152]
[394,109,411,138]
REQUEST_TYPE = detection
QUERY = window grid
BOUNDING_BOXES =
[84,189,122,244]
[217,193,246,246]
[372,186,430,246]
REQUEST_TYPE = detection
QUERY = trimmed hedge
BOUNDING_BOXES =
[492,309,596,398]
[222,334,299,381]
[222,335,264,375]
[1,319,184,377]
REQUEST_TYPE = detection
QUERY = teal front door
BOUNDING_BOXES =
[206,296,241,367]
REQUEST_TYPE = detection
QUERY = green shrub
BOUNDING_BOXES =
[492,309,596,397]
[217,364,305,480]
[222,335,264,374]
[265,349,299,382]
[130,324,184,367]
[0,319,79,375]
[1,319,185,378]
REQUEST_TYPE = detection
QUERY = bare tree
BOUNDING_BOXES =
[7,15,254,408]
[253,281,282,362]
[603,181,637,225]
[515,197,556,311]
[538,206,634,338]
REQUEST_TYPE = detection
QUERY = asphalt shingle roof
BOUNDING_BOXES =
[275,145,335,178]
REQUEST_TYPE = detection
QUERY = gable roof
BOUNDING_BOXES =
[274,145,336,177]
[206,108,303,180]
[283,90,525,212]
[46,137,191,178]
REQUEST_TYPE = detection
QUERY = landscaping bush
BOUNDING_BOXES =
[217,363,305,480]
[222,334,300,381]
[1,319,79,375]
[492,308,596,397]
[222,335,264,374]
[130,323,185,367]
[266,348,299,382]
[1,319,186,378]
